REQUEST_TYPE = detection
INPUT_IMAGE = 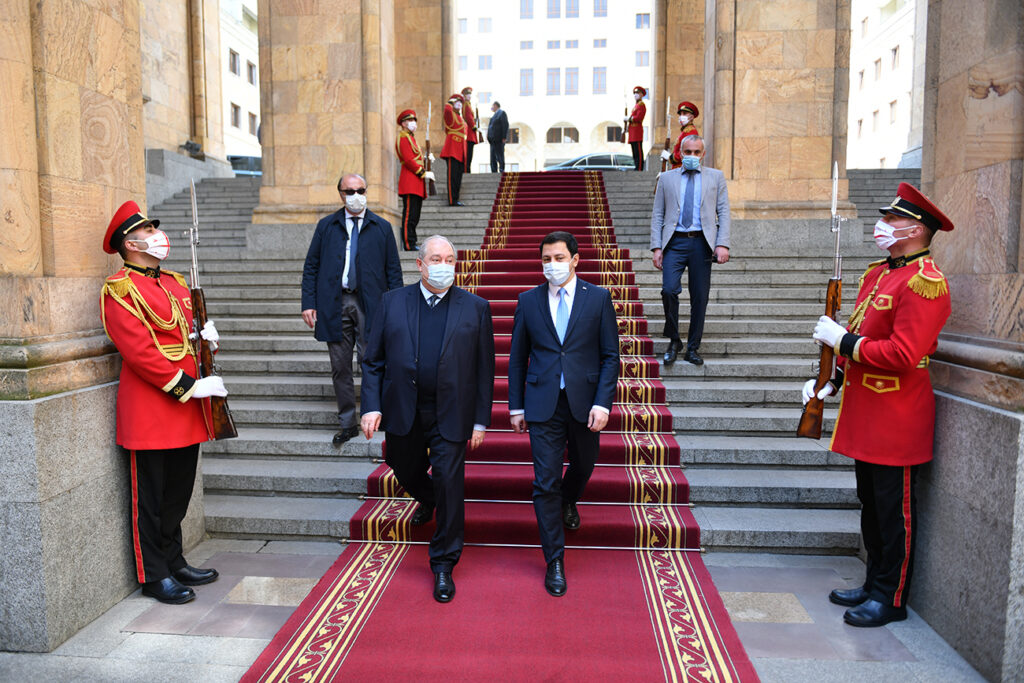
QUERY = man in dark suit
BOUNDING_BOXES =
[302,173,403,446]
[487,101,509,173]
[360,235,495,603]
[508,231,620,597]
[650,135,731,366]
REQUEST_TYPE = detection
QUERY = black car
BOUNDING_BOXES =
[543,153,635,172]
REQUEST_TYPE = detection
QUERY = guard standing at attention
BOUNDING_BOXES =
[661,101,700,169]
[461,87,477,174]
[396,109,435,251]
[626,86,647,171]
[100,201,226,605]
[803,183,953,628]
[442,93,468,207]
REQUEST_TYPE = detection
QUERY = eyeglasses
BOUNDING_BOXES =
[341,188,367,196]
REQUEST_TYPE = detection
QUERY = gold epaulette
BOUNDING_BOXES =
[859,259,887,288]
[103,272,135,299]
[907,257,948,299]
[163,269,189,289]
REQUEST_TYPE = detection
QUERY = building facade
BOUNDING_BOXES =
[220,0,262,160]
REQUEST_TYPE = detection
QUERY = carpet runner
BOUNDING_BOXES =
[242,171,759,682]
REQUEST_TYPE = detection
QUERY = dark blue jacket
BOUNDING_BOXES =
[301,208,403,342]
[507,278,619,423]
[361,284,495,442]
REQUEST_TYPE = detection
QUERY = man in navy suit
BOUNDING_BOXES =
[487,101,509,173]
[507,231,620,596]
[360,235,495,603]
[302,173,403,447]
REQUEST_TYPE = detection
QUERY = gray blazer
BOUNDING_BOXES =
[650,166,731,252]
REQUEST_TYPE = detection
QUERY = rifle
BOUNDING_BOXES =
[475,106,481,142]
[654,96,672,196]
[621,106,628,144]
[188,179,238,440]
[797,162,844,440]
[425,102,437,196]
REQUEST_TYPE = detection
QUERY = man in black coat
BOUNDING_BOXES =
[487,101,509,173]
[361,235,495,603]
[302,173,403,446]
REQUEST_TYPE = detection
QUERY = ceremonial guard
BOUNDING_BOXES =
[395,109,435,251]
[626,86,647,171]
[441,93,468,206]
[804,183,953,627]
[461,87,478,173]
[661,102,700,169]
[100,201,226,604]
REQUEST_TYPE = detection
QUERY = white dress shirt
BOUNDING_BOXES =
[341,209,366,289]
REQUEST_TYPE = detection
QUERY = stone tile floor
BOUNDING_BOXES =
[0,540,984,682]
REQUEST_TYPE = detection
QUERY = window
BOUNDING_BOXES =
[229,50,240,75]
[857,119,863,138]
[594,0,607,17]
[565,67,578,95]
[508,127,520,144]
[547,68,560,95]
[479,92,492,104]
[636,51,649,67]
[479,18,492,32]
[546,126,579,143]
[858,70,864,90]
[459,55,468,70]
[520,69,534,96]
[230,103,240,128]
[508,163,520,171]
[566,39,578,48]
[521,40,534,50]
[479,55,493,70]
[548,0,559,18]
[248,113,257,135]
[891,45,899,69]
[874,58,882,80]
[566,0,579,17]
[247,61,256,85]
[458,18,467,33]
[861,17,868,37]
[606,125,622,142]
[889,100,897,123]
[548,40,560,49]
[872,110,879,131]
[521,0,533,19]
[593,38,606,48]
[635,13,650,29]
[592,66,606,94]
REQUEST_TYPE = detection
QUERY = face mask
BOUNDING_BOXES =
[425,263,455,290]
[873,219,911,250]
[681,155,701,171]
[454,102,462,111]
[132,230,170,260]
[679,115,691,125]
[634,93,641,101]
[406,121,417,133]
[543,261,572,287]
[345,192,367,214]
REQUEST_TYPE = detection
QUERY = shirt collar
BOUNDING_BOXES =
[548,274,576,299]
[345,209,367,221]
[123,261,161,279]
[886,248,930,269]
[419,282,450,302]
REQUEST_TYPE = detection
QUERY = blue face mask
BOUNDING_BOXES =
[681,156,701,171]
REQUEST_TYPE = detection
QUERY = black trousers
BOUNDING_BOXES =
[528,390,600,564]
[630,141,643,171]
[465,141,475,173]
[490,141,505,173]
[129,444,200,583]
[385,405,467,572]
[856,460,919,608]
[446,158,464,205]
[326,292,365,429]
[400,194,422,250]
[660,232,713,350]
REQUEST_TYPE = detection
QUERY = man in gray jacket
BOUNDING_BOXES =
[650,135,731,366]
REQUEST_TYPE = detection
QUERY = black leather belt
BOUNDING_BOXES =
[674,230,702,238]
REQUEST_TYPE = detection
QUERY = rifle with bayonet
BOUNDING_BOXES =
[425,102,437,196]
[797,162,845,440]
[654,96,672,196]
[621,104,629,145]
[187,179,238,440]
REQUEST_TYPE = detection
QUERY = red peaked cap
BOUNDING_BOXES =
[879,183,954,232]
[633,86,647,96]
[677,101,699,118]
[448,93,464,103]
[397,109,417,125]
[103,200,159,254]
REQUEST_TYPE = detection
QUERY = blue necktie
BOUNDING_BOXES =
[680,170,694,229]
[428,294,439,309]
[346,216,360,290]
[556,288,568,389]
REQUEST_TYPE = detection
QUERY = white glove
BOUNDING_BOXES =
[802,379,835,405]
[192,376,228,399]
[660,150,671,161]
[424,171,436,181]
[428,153,436,163]
[813,315,846,349]
[200,320,219,344]
[656,172,662,181]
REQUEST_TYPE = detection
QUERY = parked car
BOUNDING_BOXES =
[542,153,636,172]
[228,155,262,177]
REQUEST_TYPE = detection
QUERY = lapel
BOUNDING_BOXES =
[534,284,559,342]
[439,287,464,356]
[563,277,588,342]
[405,285,420,358]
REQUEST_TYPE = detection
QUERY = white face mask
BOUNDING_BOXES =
[873,219,911,250]
[543,261,572,287]
[634,93,641,101]
[454,102,462,111]
[425,263,455,290]
[679,115,691,125]
[405,120,417,133]
[345,192,367,214]
[132,230,170,260]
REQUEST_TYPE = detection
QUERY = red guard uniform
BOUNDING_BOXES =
[670,102,701,169]
[442,94,468,205]
[461,87,477,173]
[396,109,427,250]
[628,86,647,171]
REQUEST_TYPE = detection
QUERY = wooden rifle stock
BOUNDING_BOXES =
[191,287,238,440]
[424,139,437,196]
[796,277,842,439]
[653,129,673,196]
[621,107,628,144]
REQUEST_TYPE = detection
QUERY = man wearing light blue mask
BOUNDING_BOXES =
[650,135,731,365]
[360,235,495,604]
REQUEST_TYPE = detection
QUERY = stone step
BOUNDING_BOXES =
[203,457,378,496]
[669,405,837,436]
[676,434,849,468]
[204,494,363,539]
[695,506,861,553]
[202,426,382,459]
[686,468,857,507]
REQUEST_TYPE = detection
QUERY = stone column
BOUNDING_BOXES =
[395,0,454,151]
[654,0,706,158]
[913,1,1024,679]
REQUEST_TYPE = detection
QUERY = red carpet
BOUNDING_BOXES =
[243,171,759,681]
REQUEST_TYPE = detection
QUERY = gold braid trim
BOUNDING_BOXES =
[847,268,890,334]
[859,259,886,289]
[908,261,948,299]
[100,274,194,361]
[165,269,189,289]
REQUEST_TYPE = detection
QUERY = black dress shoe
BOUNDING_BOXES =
[173,564,219,586]
[455,201,465,207]
[829,586,869,607]
[545,559,566,597]
[843,598,907,627]
[411,503,435,526]
[562,502,580,530]
[142,577,195,604]
[433,571,455,603]
[683,348,704,365]
[663,339,683,365]
[332,425,359,446]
